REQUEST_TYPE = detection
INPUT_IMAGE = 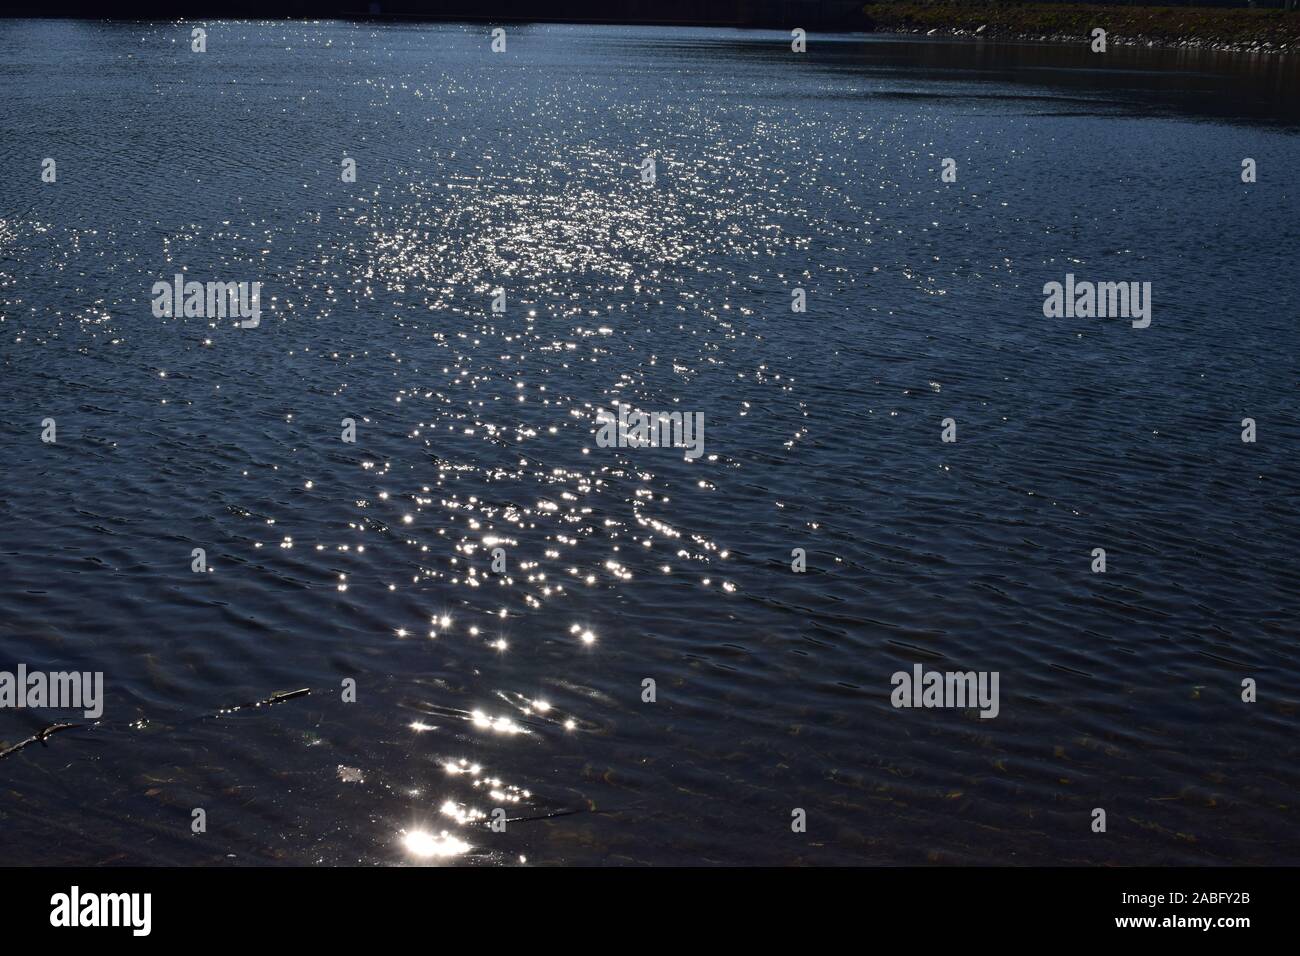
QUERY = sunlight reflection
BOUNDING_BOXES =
[402,829,470,860]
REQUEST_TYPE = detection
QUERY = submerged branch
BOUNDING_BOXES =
[0,689,312,763]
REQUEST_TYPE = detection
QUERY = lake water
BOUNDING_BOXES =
[0,19,1297,865]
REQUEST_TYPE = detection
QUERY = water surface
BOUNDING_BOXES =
[0,20,1297,865]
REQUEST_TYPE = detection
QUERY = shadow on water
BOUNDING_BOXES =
[631,31,1300,127]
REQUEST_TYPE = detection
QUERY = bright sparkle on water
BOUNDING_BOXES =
[402,830,470,860]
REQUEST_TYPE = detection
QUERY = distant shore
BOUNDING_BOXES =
[865,2,1300,54]
[0,2,1298,54]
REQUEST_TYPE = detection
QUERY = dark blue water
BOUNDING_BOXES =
[1,19,1297,865]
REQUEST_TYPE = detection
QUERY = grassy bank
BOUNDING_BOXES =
[865,1,1300,51]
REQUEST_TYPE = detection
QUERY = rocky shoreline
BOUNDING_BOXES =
[865,2,1300,55]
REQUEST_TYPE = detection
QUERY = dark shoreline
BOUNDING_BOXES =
[866,2,1300,54]
[3,3,1300,56]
